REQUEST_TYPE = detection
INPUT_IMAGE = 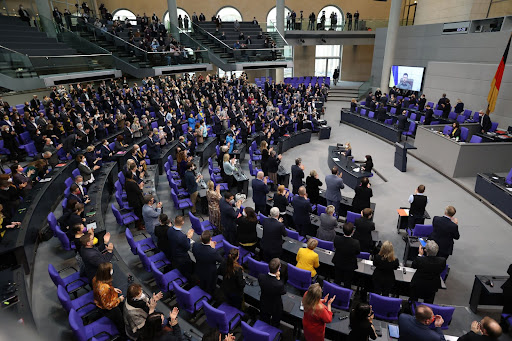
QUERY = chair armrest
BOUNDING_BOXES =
[153,259,166,266]
[228,313,242,331]
[167,277,185,291]
[76,301,97,312]
[133,231,149,239]
[139,243,153,250]
[143,247,157,254]
[89,330,116,341]
[193,295,210,311]
[57,265,78,274]
[65,278,89,292]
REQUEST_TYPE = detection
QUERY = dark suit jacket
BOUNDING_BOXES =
[166,227,192,260]
[398,314,445,341]
[480,114,492,132]
[125,179,144,210]
[80,245,114,282]
[252,178,269,207]
[430,216,460,256]
[258,273,286,318]
[458,332,497,341]
[411,255,446,292]
[100,145,113,160]
[260,217,287,258]
[377,107,388,122]
[220,199,239,233]
[449,128,461,139]
[332,236,360,270]
[353,217,375,252]
[424,109,434,126]
[291,165,304,190]
[291,195,312,225]
[397,115,408,130]
[192,242,223,293]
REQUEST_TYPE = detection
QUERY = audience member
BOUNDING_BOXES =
[399,304,445,341]
[219,248,245,309]
[349,302,377,341]
[372,241,399,296]
[292,186,313,236]
[192,230,223,295]
[333,223,360,288]
[184,162,201,214]
[258,258,286,327]
[302,283,335,341]
[353,208,375,253]
[252,171,269,214]
[325,167,345,214]
[296,238,320,280]
[166,215,195,280]
[125,171,145,230]
[80,232,114,282]
[351,177,372,214]
[317,205,337,242]
[124,284,163,339]
[261,207,287,262]
[236,207,258,253]
[430,206,460,259]
[408,184,428,230]
[206,180,222,231]
[142,195,162,243]
[459,317,502,341]
[139,308,182,341]
[305,170,322,205]
[220,192,242,244]
[410,240,446,303]
[291,158,305,194]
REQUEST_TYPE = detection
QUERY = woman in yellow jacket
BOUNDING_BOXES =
[296,238,320,281]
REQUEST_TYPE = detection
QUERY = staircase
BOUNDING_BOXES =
[328,84,361,103]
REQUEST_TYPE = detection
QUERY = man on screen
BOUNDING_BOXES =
[397,73,412,90]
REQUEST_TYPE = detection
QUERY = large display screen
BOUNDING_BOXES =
[389,65,425,92]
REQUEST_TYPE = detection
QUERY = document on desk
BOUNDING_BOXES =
[507,188,512,192]
[39,177,52,183]
[87,222,97,230]
[333,157,340,162]
[353,167,360,172]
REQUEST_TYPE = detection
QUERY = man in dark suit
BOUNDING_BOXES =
[192,231,223,295]
[437,93,447,108]
[79,232,114,282]
[459,317,502,341]
[398,304,446,341]
[166,216,195,280]
[408,184,428,230]
[291,158,305,195]
[292,186,313,236]
[478,110,492,133]
[332,223,360,288]
[353,208,375,252]
[258,258,286,327]
[261,207,287,262]
[377,106,388,122]
[410,240,446,303]
[252,171,269,215]
[124,121,134,144]
[220,192,242,244]
[424,105,434,126]
[30,95,41,110]
[418,94,427,111]
[396,110,408,141]
[430,206,460,259]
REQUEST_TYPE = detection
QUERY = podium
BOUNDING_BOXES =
[394,142,417,172]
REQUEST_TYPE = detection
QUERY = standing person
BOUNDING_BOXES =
[398,305,445,341]
[80,233,114,282]
[219,192,242,244]
[317,205,337,242]
[273,185,290,214]
[166,216,195,281]
[353,208,375,253]
[18,5,31,26]
[296,239,320,281]
[258,258,286,327]
[360,155,373,173]
[236,207,258,253]
[92,263,126,338]
[479,110,492,133]
[305,170,322,205]
[501,264,512,331]
[325,167,344,214]
[291,158,305,195]
[430,206,460,260]
[292,186,313,236]
[333,67,340,86]
[260,207,287,262]
[408,184,428,231]
[123,284,163,340]
[372,241,399,296]
[222,154,236,191]
[192,231,223,295]
[139,308,182,341]
[308,12,316,30]
[346,11,352,31]
[260,141,270,176]
[302,283,335,341]
[266,150,281,190]
[184,162,201,214]
[252,171,269,214]
[142,195,162,243]
[349,303,378,341]
[459,317,503,341]
[125,172,145,230]
[410,240,446,303]
[351,177,372,214]
[219,248,246,310]
[354,10,359,30]
[332,223,360,288]
[206,181,222,231]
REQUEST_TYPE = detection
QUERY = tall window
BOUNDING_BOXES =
[266,7,291,31]
[163,8,191,30]
[317,5,344,31]
[112,9,136,23]
[216,7,242,22]
[315,45,342,78]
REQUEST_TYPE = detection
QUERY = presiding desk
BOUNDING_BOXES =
[469,275,508,313]
[276,129,312,154]
[475,173,512,219]
[409,125,512,178]
[327,146,373,189]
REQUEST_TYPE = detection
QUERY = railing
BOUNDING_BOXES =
[358,77,373,100]
[265,18,412,32]
[191,22,290,63]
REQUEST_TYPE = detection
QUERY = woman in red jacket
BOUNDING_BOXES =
[302,283,335,341]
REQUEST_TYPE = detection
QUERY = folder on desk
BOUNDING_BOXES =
[397,209,409,217]
[389,325,399,339]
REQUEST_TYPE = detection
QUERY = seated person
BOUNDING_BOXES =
[448,122,461,140]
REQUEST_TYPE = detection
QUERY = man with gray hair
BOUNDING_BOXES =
[260,207,287,262]
[410,240,447,303]
[142,194,162,243]
[252,171,269,215]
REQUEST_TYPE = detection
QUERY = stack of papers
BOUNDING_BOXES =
[332,157,340,162]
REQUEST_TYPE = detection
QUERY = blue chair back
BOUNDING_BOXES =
[68,309,87,341]
[189,211,204,235]
[346,211,359,224]
[56,225,73,250]
[322,281,353,311]
[357,252,371,260]
[448,112,457,120]
[317,204,326,216]
[442,125,453,135]
[241,321,276,341]
[247,258,269,277]
[505,168,512,185]
[369,293,402,321]
[460,127,469,141]
[65,177,74,188]
[285,228,302,242]
[203,301,229,334]
[287,263,311,291]
[312,237,334,251]
[118,171,125,185]
[136,245,152,272]
[469,135,482,143]
[72,168,80,178]
[456,115,466,124]
[172,282,196,314]
[47,212,58,236]
[223,240,239,258]
[490,122,498,132]
[412,224,433,238]
[125,228,138,254]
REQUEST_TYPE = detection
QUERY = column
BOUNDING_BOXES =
[379,0,402,91]
[167,0,180,42]
[276,0,285,37]
[35,0,56,38]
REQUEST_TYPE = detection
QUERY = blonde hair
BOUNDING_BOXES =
[277,185,285,194]
[310,170,317,177]
[346,142,351,149]
[260,140,268,150]
[302,283,322,314]
[207,180,214,191]
[326,205,335,215]
[223,153,230,163]
[378,241,396,261]
[351,98,356,103]
[307,238,318,250]
[86,146,94,152]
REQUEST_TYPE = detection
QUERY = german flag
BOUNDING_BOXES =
[487,33,512,114]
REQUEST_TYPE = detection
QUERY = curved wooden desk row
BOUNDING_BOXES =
[276,129,313,155]
[340,110,400,143]
[327,146,373,190]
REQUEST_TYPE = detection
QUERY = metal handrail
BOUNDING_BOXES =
[30,53,112,58]
[191,22,233,51]
[0,44,28,56]
[268,19,289,45]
